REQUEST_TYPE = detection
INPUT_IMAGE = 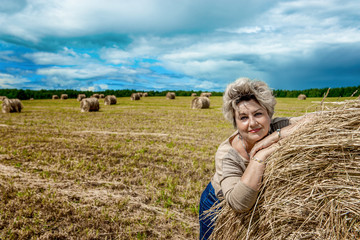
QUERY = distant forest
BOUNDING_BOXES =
[0,85,359,100]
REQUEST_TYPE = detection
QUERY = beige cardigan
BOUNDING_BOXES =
[210,117,290,212]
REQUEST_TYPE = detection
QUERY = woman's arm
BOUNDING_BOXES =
[221,144,279,212]
[249,113,314,158]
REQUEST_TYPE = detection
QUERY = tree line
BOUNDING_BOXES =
[0,86,359,100]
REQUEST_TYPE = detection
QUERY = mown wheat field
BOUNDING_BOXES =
[0,96,345,239]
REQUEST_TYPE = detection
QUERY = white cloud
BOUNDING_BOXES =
[23,47,91,65]
[0,73,30,88]
[37,64,118,79]
[0,51,23,62]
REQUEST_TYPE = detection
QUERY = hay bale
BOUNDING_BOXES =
[191,97,210,109]
[0,96,8,101]
[91,94,100,99]
[298,94,307,100]
[137,92,143,97]
[99,94,105,99]
[210,102,360,240]
[29,98,34,100]
[191,93,197,97]
[61,94,68,100]
[2,98,23,113]
[130,93,140,101]
[200,92,211,98]
[143,92,148,97]
[77,94,86,102]
[80,98,100,112]
[166,92,176,99]
[104,95,117,105]
[52,95,59,100]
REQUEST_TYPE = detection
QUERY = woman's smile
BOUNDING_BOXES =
[249,128,261,133]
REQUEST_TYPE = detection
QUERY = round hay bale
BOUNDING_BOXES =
[2,98,23,113]
[143,92,148,97]
[60,94,68,100]
[298,94,307,100]
[200,92,211,98]
[137,92,143,97]
[191,97,210,109]
[52,95,59,100]
[80,98,100,112]
[166,92,176,99]
[91,94,100,99]
[99,94,105,99]
[104,95,117,105]
[77,94,86,102]
[29,98,34,100]
[210,103,360,240]
[0,96,8,101]
[191,93,197,97]
[130,93,140,101]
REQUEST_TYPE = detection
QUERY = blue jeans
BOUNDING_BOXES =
[199,182,220,240]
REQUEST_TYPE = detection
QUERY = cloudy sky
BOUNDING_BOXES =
[0,0,359,92]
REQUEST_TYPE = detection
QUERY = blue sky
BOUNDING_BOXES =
[0,0,359,92]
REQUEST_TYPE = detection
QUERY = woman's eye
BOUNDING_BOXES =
[255,112,262,116]
[240,116,248,120]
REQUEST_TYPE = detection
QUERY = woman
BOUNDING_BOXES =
[199,78,304,240]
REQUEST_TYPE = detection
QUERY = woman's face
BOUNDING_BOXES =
[235,99,271,146]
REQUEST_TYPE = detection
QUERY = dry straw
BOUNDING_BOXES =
[60,94,68,100]
[130,93,140,100]
[104,95,117,105]
[80,98,100,112]
[2,98,23,113]
[210,101,360,240]
[298,94,307,100]
[166,92,176,99]
[191,96,210,109]
[92,94,100,99]
[200,92,212,98]
[77,94,86,102]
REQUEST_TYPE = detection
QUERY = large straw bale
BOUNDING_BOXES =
[200,92,211,98]
[191,93,197,97]
[99,94,105,99]
[143,92,148,97]
[130,93,140,100]
[104,95,117,105]
[61,94,68,100]
[52,95,59,99]
[298,94,307,100]
[166,92,176,99]
[91,94,100,99]
[210,102,360,240]
[0,96,7,101]
[191,97,210,109]
[80,98,100,112]
[2,98,23,113]
[77,94,86,101]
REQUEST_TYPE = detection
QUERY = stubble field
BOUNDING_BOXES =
[0,96,343,239]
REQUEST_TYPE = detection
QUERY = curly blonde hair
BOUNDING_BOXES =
[223,77,276,128]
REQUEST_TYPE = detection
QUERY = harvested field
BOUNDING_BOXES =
[0,96,354,239]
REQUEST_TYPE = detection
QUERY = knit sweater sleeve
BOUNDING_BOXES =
[220,149,259,212]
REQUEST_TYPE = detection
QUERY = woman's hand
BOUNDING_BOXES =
[250,132,279,158]
[252,143,279,163]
